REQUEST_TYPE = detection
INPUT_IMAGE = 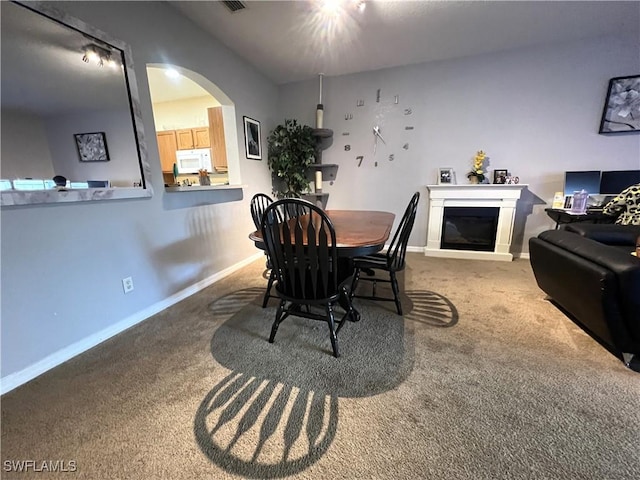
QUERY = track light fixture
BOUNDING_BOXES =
[81,44,119,68]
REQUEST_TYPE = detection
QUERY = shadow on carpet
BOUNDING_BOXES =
[194,287,458,478]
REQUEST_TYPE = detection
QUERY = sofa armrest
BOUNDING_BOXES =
[564,223,640,246]
[535,230,640,350]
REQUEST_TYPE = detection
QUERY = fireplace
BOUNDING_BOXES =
[441,207,499,251]
[425,184,526,261]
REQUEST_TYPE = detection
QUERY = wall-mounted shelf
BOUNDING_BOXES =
[302,192,330,209]
[311,128,333,164]
[309,163,339,181]
[302,192,330,199]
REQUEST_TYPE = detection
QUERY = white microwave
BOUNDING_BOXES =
[176,148,212,174]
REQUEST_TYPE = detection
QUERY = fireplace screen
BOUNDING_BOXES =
[441,207,499,251]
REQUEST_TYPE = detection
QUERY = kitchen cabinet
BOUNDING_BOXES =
[157,130,178,173]
[176,127,210,150]
[207,107,228,171]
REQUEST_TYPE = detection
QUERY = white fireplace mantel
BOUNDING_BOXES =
[425,184,527,261]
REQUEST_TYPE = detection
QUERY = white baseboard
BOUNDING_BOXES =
[415,245,530,260]
[0,252,264,396]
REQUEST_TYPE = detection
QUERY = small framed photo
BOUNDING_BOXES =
[493,169,508,184]
[599,75,640,134]
[243,116,262,160]
[74,132,109,162]
[438,167,455,185]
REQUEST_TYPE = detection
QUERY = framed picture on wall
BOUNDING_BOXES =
[74,132,110,162]
[438,167,455,185]
[599,75,640,134]
[243,116,262,160]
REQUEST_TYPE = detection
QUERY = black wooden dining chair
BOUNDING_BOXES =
[350,191,420,315]
[261,198,356,357]
[250,193,276,307]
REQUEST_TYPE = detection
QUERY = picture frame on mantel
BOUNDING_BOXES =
[438,167,456,185]
[599,75,640,134]
[74,132,110,162]
[493,169,508,184]
[243,116,262,160]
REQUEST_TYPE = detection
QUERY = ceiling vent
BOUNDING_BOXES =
[222,1,246,13]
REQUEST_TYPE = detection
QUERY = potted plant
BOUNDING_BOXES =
[267,119,317,198]
[467,150,487,184]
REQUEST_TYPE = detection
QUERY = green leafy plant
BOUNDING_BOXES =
[267,119,317,198]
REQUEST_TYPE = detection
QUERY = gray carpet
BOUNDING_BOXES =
[2,254,639,479]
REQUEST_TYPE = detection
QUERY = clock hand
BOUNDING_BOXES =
[373,126,386,144]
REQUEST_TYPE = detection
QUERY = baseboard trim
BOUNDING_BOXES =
[0,252,264,396]
[417,245,530,261]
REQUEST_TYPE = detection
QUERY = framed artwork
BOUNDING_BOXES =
[493,169,508,184]
[74,132,110,162]
[438,167,455,185]
[599,75,640,134]
[243,116,262,160]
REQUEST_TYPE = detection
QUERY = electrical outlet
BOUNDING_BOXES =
[122,276,134,294]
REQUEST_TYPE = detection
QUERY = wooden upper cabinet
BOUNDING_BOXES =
[207,107,228,171]
[176,127,211,150]
[193,127,210,148]
[157,130,178,172]
[176,129,195,150]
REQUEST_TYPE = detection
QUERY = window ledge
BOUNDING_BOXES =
[1,187,153,207]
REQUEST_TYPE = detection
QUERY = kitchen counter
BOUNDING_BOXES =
[164,183,244,192]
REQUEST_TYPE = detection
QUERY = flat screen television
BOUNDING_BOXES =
[599,170,640,195]
[563,170,601,196]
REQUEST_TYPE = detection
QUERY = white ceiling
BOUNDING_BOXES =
[169,0,640,85]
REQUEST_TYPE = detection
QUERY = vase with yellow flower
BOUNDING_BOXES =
[467,150,487,184]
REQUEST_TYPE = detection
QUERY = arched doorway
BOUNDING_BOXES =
[146,64,241,188]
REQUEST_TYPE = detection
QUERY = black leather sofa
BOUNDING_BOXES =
[529,224,640,371]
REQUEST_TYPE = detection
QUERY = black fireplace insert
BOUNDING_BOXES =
[441,206,499,251]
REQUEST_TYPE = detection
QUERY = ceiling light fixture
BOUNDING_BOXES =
[165,68,180,79]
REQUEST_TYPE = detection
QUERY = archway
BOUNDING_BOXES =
[146,64,241,188]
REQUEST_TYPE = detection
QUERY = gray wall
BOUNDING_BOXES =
[45,110,141,186]
[1,1,275,383]
[3,108,145,185]
[1,110,55,179]
[279,35,640,254]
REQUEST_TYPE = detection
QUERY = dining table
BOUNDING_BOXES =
[249,209,396,321]
[249,209,396,258]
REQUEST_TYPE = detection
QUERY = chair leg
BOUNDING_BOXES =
[350,267,361,300]
[337,289,354,331]
[338,288,360,323]
[262,270,275,308]
[390,271,402,315]
[269,300,286,343]
[326,304,340,358]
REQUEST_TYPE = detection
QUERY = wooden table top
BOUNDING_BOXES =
[250,209,396,257]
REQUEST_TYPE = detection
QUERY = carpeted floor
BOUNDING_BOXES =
[2,254,639,479]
